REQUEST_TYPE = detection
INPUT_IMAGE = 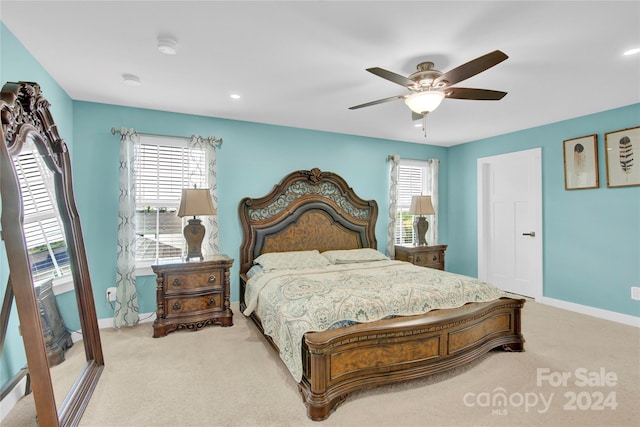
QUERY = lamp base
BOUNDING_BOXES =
[413,216,430,246]
[184,218,205,260]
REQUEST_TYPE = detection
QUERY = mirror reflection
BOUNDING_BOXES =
[16,135,81,419]
[18,135,75,346]
[19,135,72,282]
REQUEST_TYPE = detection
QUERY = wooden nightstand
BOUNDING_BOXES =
[152,255,233,337]
[394,244,447,271]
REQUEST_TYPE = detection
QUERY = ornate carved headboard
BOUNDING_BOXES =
[238,168,378,274]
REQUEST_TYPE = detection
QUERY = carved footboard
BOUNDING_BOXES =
[298,297,525,421]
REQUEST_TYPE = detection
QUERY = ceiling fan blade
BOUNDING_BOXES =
[366,67,415,87]
[445,87,507,100]
[434,50,508,87]
[349,94,407,110]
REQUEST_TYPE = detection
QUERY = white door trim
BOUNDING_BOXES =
[477,147,543,301]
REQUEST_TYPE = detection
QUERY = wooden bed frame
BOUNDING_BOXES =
[238,168,525,421]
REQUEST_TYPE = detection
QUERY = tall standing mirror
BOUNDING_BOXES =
[1,81,104,426]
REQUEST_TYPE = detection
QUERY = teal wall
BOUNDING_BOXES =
[72,102,448,318]
[448,104,640,317]
[1,22,75,386]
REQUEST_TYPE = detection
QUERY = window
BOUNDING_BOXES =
[394,159,438,245]
[14,148,71,285]
[135,137,206,264]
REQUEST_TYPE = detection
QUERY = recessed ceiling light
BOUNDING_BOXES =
[230,94,241,99]
[623,48,640,56]
[157,37,177,55]
[122,74,141,87]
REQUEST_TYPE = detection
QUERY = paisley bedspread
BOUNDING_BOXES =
[243,260,507,382]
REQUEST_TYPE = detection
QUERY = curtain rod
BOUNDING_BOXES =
[110,127,223,147]
[387,155,435,163]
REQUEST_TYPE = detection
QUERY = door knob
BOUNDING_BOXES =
[522,232,536,237]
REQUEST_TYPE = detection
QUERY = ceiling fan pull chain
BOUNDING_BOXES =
[422,114,428,138]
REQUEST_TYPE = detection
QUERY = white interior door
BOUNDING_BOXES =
[477,148,542,300]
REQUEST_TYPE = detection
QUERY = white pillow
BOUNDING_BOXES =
[253,250,331,271]
[321,248,390,264]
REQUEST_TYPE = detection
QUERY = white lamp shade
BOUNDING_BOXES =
[409,195,435,216]
[177,188,216,217]
[404,91,445,114]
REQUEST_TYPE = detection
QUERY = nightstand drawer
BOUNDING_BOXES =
[165,270,222,291]
[394,244,447,271]
[166,293,222,315]
[414,252,443,268]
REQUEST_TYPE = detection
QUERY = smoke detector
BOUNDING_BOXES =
[122,74,141,87]
[157,37,177,55]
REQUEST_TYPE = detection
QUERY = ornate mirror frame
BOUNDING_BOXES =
[1,81,104,426]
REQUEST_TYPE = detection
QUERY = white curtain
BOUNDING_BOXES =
[426,159,439,245]
[115,128,140,328]
[187,136,220,255]
[386,154,400,258]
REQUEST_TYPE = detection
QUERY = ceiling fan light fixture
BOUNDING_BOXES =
[404,91,445,114]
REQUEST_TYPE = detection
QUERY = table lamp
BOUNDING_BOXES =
[409,195,435,246]
[177,188,216,260]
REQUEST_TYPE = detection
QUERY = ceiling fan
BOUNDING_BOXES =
[349,50,509,133]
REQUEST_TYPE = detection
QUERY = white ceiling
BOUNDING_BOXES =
[2,1,639,146]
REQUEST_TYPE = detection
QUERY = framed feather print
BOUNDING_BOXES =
[605,126,640,187]
[563,134,598,190]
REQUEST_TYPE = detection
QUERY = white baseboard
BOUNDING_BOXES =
[65,313,156,342]
[0,376,27,423]
[542,297,640,327]
[97,312,156,329]
[102,303,638,329]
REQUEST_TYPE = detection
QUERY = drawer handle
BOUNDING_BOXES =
[415,256,421,263]
[433,255,437,261]
[172,278,181,286]
[208,275,216,283]
[207,298,216,306]
[172,302,181,311]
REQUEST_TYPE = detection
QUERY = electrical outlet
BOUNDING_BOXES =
[631,287,640,301]
[106,287,117,303]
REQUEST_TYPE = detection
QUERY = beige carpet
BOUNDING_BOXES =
[3,300,639,427]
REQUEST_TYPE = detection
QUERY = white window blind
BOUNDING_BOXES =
[394,160,435,245]
[135,138,206,262]
[14,150,70,284]
[397,165,426,208]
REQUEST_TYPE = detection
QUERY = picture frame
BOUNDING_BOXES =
[563,134,598,190]
[605,126,640,188]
